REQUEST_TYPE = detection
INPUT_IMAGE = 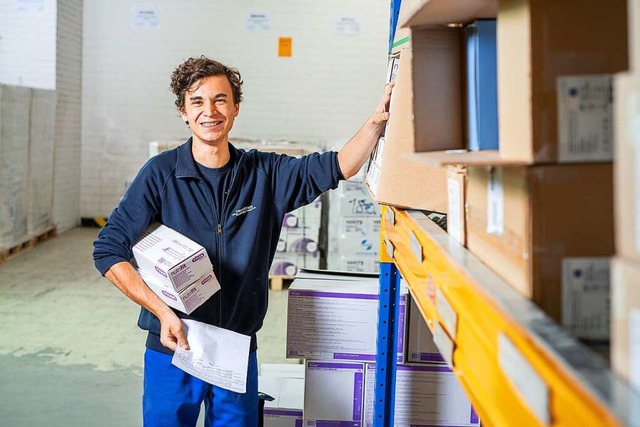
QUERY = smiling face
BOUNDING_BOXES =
[179,75,240,147]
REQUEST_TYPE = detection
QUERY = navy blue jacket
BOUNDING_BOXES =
[93,139,343,354]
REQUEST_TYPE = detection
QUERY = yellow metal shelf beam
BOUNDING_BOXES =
[382,206,640,427]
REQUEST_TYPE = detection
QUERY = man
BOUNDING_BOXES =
[93,55,392,426]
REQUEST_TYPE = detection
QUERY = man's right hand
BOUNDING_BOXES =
[159,310,190,351]
[104,262,191,352]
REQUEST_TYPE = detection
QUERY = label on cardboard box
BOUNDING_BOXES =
[436,287,458,340]
[409,230,423,263]
[447,177,463,243]
[304,361,364,426]
[366,137,385,196]
[486,168,504,235]
[630,309,640,391]
[498,333,549,425]
[561,257,610,340]
[433,322,454,368]
[557,75,613,162]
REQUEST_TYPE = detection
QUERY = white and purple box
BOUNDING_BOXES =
[283,197,322,229]
[363,363,480,427]
[284,227,320,255]
[286,270,406,363]
[304,360,365,427]
[133,223,213,293]
[270,252,320,277]
[138,268,219,315]
[259,364,305,427]
[406,293,447,364]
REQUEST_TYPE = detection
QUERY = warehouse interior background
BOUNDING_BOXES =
[4,0,640,426]
[0,0,390,425]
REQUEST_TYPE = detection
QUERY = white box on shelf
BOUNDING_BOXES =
[133,223,213,293]
[284,227,320,254]
[304,360,365,426]
[364,363,480,427]
[406,294,446,364]
[286,271,406,362]
[259,363,305,427]
[270,252,320,276]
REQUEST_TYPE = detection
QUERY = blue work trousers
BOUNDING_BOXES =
[142,348,259,427]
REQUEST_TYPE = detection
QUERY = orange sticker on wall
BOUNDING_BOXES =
[278,37,292,57]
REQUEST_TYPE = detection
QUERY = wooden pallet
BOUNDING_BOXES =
[0,227,57,264]
[268,275,294,291]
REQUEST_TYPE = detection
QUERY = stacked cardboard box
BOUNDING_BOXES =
[286,271,479,425]
[258,364,305,427]
[271,197,321,277]
[612,73,640,390]
[133,223,220,314]
[0,85,30,249]
[328,176,381,273]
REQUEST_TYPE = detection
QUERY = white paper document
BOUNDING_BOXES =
[172,320,251,393]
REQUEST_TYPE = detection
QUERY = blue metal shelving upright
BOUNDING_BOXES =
[373,262,401,427]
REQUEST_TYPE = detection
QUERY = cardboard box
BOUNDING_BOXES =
[270,252,320,276]
[465,20,499,151]
[498,0,627,163]
[466,164,614,327]
[284,227,320,255]
[446,165,467,247]
[611,257,640,391]
[133,223,213,293]
[363,363,479,427]
[283,197,322,229]
[304,361,365,426]
[286,271,406,362]
[406,293,446,364]
[138,268,219,315]
[366,48,448,213]
[259,363,305,427]
[614,73,640,263]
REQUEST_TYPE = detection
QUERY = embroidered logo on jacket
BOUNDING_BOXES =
[232,205,256,217]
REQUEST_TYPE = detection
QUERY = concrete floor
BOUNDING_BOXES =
[0,227,294,426]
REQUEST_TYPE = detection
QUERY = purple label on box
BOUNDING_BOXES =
[408,425,473,427]
[317,422,361,427]
[295,420,303,427]
[417,352,446,363]
[155,266,167,277]
[397,300,406,353]
[290,290,377,300]
[162,290,177,301]
[470,406,479,423]
[263,409,303,417]
[308,362,363,370]
[396,364,453,373]
[334,353,375,362]
[289,289,378,300]
[353,372,363,421]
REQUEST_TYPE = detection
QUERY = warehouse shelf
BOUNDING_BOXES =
[375,205,640,427]
[399,0,497,28]
[402,150,530,168]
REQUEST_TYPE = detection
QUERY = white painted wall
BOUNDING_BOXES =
[53,0,82,233]
[0,0,57,89]
[81,0,390,217]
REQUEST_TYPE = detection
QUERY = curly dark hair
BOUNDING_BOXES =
[170,56,243,110]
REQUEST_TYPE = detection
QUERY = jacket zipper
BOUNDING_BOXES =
[212,151,247,327]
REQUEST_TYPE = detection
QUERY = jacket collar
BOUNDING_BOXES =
[175,137,243,179]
